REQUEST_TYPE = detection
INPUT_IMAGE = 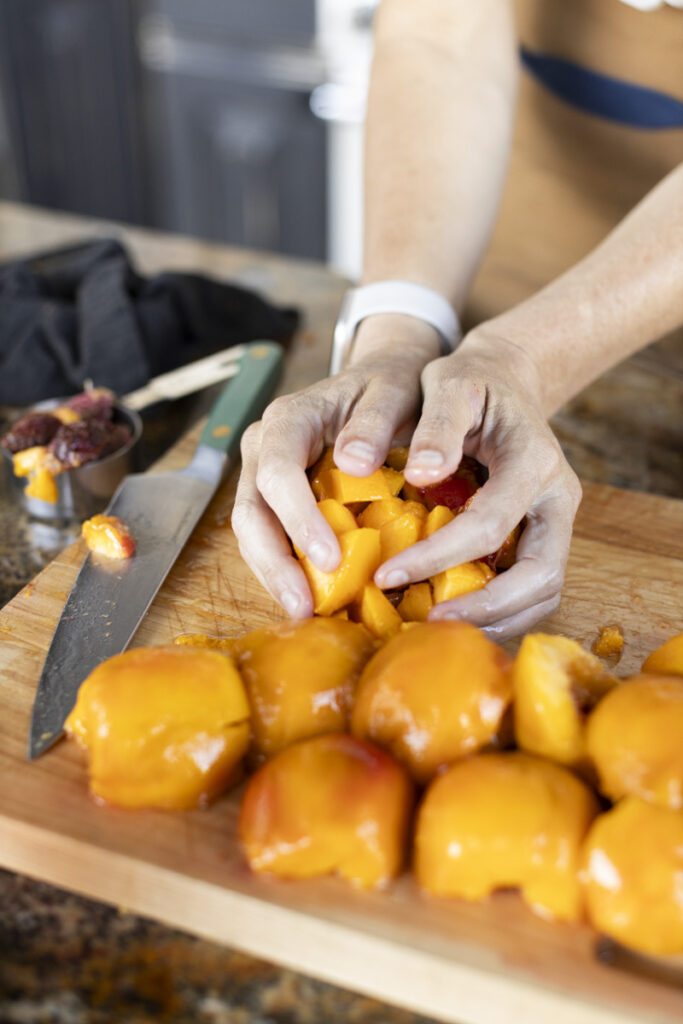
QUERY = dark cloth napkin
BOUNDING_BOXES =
[0,238,300,406]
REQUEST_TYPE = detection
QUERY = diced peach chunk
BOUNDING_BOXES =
[431,561,494,603]
[397,582,433,623]
[315,466,404,504]
[642,632,683,677]
[352,582,403,640]
[385,446,409,471]
[358,496,406,530]
[379,511,422,562]
[299,528,381,616]
[424,504,455,538]
[317,498,358,535]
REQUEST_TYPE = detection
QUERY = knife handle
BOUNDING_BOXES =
[199,341,284,458]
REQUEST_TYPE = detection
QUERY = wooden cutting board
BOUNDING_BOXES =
[0,426,681,1024]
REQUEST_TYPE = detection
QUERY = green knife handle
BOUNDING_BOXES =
[199,341,284,458]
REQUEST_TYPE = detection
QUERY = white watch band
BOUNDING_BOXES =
[329,280,462,375]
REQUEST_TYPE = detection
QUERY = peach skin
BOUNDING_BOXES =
[351,621,512,783]
[585,673,683,808]
[239,733,414,889]
[581,797,683,956]
[82,514,136,560]
[233,617,376,759]
[64,646,250,809]
[415,751,599,922]
[512,633,616,768]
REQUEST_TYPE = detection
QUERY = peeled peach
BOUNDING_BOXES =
[82,514,136,560]
[423,504,455,538]
[642,631,683,677]
[64,647,250,809]
[351,621,513,783]
[585,673,683,808]
[239,733,414,888]
[379,510,423,561]
[173,633,237,653]
[581,797,683,955]
[415,752,599,922]
[513,634,616,767]
[233,617,376,759]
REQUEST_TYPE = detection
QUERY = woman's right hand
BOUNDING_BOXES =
[232,315,441,618]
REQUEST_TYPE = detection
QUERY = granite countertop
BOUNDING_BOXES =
[0,202,681,1024]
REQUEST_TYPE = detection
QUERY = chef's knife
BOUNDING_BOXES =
[27,340,283,760]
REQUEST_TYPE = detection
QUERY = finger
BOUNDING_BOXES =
[233,428,315,617]
[477,594,562,643]
[255,399,341,572]
[334,376,421,476]
[428,492,575,626]
[403,363,483,485]
[375,440,568,588]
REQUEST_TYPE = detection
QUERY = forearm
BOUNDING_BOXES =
[360,0,517,319]
[473,163,683,417]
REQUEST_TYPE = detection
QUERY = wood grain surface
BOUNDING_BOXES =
[0,420,681,1024]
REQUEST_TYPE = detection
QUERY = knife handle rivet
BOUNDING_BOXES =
[211,425,232,439]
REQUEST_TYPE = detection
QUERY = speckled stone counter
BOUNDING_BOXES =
[0,202,681,1024]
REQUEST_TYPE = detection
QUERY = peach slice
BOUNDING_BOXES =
[298,528,381,616]
[415,751,599,922]
[585,673,683,808]
[239,733,414,889]
[82,514,136,560]
[431,561,495,603]
[351,621,513,783]
[64,646,250,809]
[233,617,376,759]
[512,633,617,767]
[581,797,683,955]
[642,631,683,677]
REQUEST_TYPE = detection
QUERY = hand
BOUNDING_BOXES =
[232,315,441,618]
[373,327,582,641]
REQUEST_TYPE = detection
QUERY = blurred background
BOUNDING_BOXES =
[0,0,376,278]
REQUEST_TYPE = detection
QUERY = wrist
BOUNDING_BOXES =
[330,280,461,375]
[458,324,544,406]
[351,313,443,367]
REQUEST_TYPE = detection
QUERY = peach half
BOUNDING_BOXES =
[642,631,683,677]
[585,673,683,808]
[581,797,683,956]
[415,751,599,922]
[351,621,513,783]
[233,617,376,760]
[239,733,414,888]
[512,633,616,767]
[64,646,250,809]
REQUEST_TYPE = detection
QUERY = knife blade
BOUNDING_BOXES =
[28,340,283,760]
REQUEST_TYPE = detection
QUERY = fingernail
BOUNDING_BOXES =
[308,540,335,569]
[408,449,444,468]
[280,590,303,616]
[381,569,409,588]
[341,440,376,463]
